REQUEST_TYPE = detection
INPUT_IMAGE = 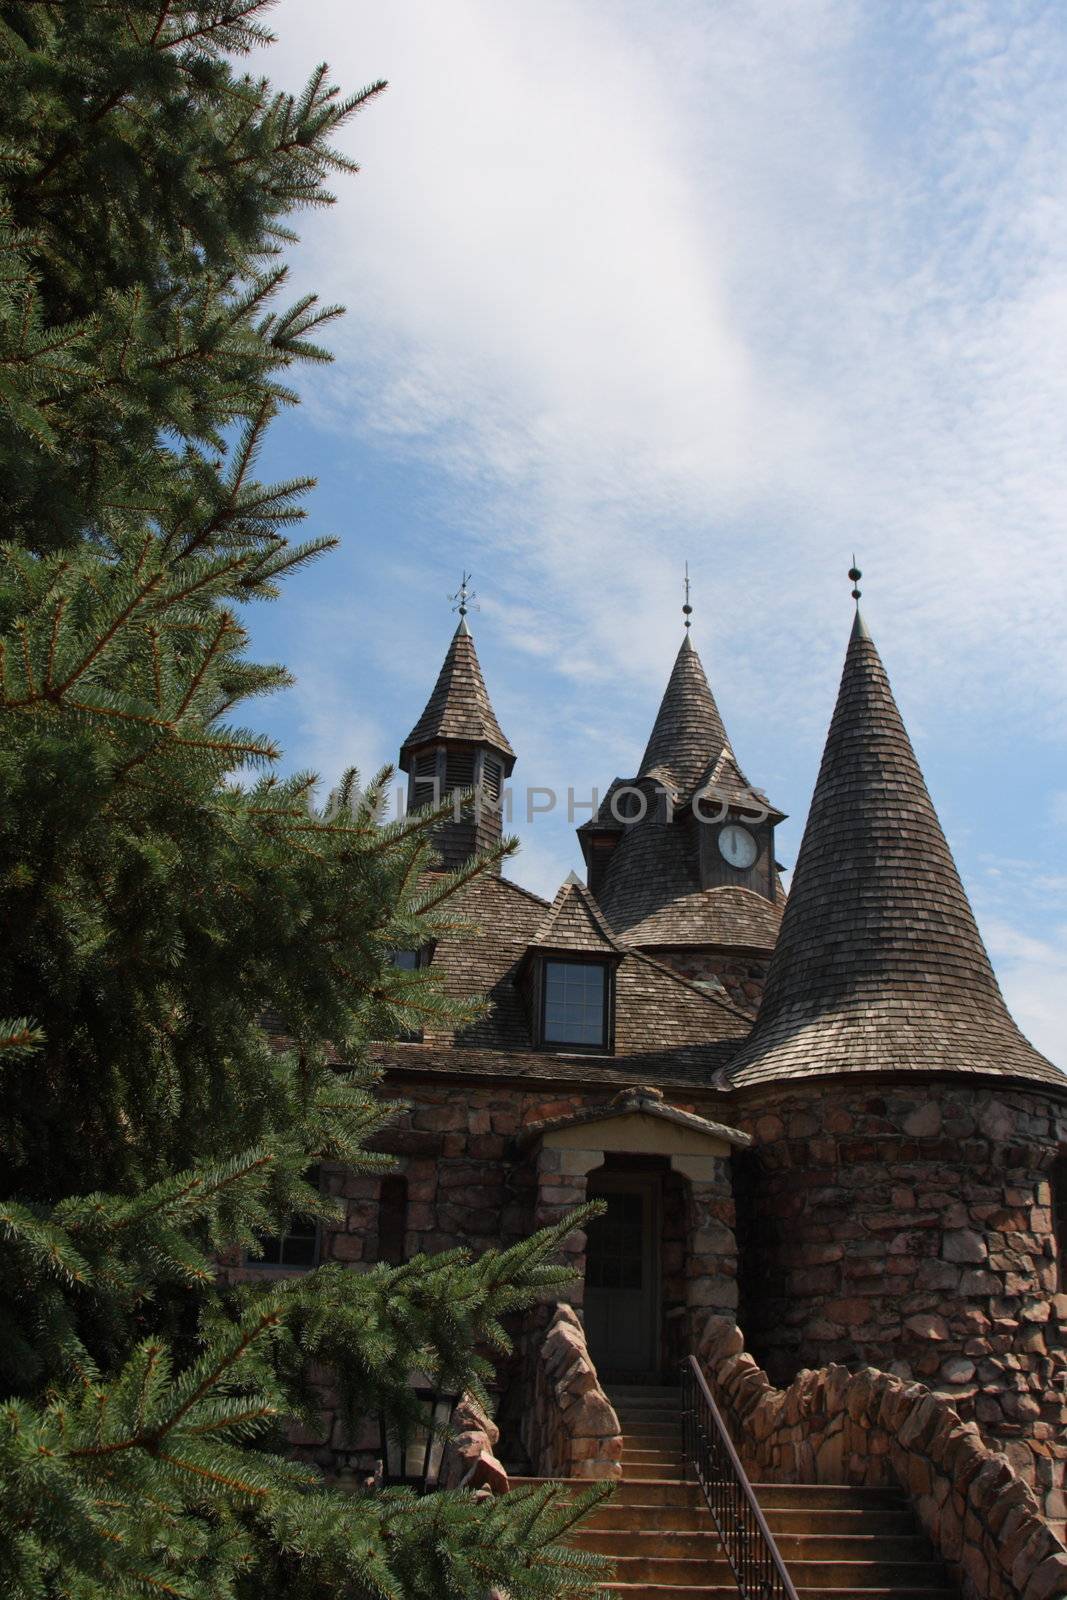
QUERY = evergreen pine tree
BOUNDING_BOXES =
[0,6,608,1595]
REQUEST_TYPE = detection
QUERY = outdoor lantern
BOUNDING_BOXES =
[379,1373,461,1492]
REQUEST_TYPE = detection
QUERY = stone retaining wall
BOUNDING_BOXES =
[439,1392,509,1493]
[520,1303,623,1479]
[697,1314,1067,1600]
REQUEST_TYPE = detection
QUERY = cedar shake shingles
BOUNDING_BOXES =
[399,619,514,770]
[638,633,731,800]
[531,877,619,953]
[726,611,1063,1088]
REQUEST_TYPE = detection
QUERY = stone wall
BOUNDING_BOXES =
[650,947,770,1014]
[732,1081,1067,1524]
[697,1315,1067,1600]
[439,1392,509,1493]
[520,1303,623,1479]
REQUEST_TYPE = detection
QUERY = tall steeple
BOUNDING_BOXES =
[727,606,1061,1087]
[399,601,514,871]
[637,634,731,801]
[579,610,786,1006]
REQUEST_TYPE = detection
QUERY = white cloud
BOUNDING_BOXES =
[983,918,1067,1068]
[261,0,1067,1038]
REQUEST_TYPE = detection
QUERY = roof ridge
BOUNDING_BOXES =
[727,617,1061,1088]
[495,873,552,910]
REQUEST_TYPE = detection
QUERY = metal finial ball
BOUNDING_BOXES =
[848,559,862,603]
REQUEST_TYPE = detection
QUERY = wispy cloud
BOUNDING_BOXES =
[261,0,1066,1062]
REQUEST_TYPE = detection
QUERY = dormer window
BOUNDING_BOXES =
[542,959,610,1049]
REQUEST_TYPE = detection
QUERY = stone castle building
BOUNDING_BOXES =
[245,594,1067,1592]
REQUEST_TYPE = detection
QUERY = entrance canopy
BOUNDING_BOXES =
[517,1084,750,1170]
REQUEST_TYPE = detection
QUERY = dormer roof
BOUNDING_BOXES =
[530,874,620,954]
[399,619,515,773]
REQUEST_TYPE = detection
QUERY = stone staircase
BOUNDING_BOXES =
[513,1383,960,1599]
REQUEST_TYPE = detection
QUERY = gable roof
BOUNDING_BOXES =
[399,620,515,772]
[726,611,1064,1089]
[530,874,620,954]
[516,1085,750,1151]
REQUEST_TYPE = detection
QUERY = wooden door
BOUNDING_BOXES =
[583,1175,659,1380]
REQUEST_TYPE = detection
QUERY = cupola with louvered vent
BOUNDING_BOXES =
[398,617,515,870]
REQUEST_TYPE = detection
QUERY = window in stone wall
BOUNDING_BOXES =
[247,1167,321,1270]
[377,1174,409,1264]
[1055,1156,1067,1291]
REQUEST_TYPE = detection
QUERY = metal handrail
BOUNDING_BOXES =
[681,1356,800,1600]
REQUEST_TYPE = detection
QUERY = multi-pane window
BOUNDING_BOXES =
[248,1167,321,1270]
[390,948,426,1042]
[543,960,607,1048]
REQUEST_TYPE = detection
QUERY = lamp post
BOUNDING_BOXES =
[379,1374,461,1492]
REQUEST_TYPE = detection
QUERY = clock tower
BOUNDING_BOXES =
[577,628,786,1012]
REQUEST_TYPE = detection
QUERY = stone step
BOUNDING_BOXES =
[614,1414,681,1427]
[621,1448,683,1466]
[603,1590,955,1600]
[607,1386,683,1400]
[764,1507,917,1536]
[621,1463,687,1481]
[589,1555,948,1587]
[508,1475,700,1506]
[582,1501,921,1538]
[617,1433,684,1446]
[574,1530,930,1562]
[752,1483,909,1510]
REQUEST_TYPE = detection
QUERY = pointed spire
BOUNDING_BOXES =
[638,633,731,799]
[399,618,514,772]
[727,614,1061,1087]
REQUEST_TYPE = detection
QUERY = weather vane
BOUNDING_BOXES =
[683,562,693,632]
[848,555,862,605]
[450,571,478,618]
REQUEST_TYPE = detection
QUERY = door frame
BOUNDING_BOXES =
[583,1169,662,1383]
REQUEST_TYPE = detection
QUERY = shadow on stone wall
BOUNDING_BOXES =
[697,1315,1067,1600]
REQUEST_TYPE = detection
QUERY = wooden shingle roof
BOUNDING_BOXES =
[638,634,730,800]
[531,874,620,953]
[726,612,1063,1089]
[399,620,515,772]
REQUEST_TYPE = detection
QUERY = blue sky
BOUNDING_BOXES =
[247,0,1066,1064]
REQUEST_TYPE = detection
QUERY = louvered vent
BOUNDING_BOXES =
[482,758,502,803]
[411,751,438,809]
[444,750,476,793]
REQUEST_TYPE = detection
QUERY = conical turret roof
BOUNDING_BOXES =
[638,635,730,800]
[399,619,515,773]
[727,611,1062,1088]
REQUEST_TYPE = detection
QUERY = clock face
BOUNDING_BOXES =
[718,823,758,870]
